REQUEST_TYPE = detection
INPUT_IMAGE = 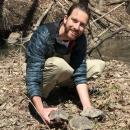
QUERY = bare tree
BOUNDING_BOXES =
[126,0,130,14]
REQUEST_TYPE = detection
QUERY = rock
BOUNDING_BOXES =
[7,32,21,44]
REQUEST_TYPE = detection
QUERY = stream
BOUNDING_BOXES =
[96,38,130,65]
[0,38,130,65]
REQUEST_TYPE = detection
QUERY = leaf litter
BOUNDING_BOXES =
[0,51,130,130]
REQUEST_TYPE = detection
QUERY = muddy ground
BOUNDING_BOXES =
[0,50,130,130]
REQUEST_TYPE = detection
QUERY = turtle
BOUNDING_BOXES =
[49,109,69,129]
[80,108,106,122]
[69,115,92,130]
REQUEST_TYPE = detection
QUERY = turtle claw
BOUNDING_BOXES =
[62,121,68,130]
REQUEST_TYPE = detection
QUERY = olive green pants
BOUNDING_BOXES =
[22,57,105,98]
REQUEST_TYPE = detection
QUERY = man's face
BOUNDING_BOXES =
[63,8,89,40]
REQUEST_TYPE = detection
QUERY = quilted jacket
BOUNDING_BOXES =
[26,20,87,99]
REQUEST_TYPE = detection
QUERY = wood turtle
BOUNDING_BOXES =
[49,109,69,129]
[69,115,92,130]
[80,108,106,122]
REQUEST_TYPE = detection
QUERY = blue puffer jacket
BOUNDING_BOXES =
[26,20,87,99]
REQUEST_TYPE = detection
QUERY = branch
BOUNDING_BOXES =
[87,25,126,55]
[23,93,51,129]
[106,0,129,5]
[20,1,54,43]
[90,2,125,25]
[33,1,54,31]
[57,0,67,14]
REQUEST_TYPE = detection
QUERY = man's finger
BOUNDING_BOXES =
[44,117,50,124]
[51,108,58,111]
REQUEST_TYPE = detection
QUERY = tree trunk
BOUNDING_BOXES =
[0,0,52,32]
[126,0,130,14]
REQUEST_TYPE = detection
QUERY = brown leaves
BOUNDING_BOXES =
[0,51,130,130]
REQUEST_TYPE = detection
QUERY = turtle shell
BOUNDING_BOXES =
[80,108,105,119]
[69,115,92,130]
[49,109,69,121]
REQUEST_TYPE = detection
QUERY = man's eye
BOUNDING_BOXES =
[81,23,85,28]
[72,19,77,23]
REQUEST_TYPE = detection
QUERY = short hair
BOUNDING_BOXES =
[67,3,90,18]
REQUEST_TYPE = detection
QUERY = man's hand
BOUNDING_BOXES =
[32,96,57,123]
[39,107,58,123]
[76,84,94,110]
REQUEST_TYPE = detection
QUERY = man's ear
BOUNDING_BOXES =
[63,15,68,24]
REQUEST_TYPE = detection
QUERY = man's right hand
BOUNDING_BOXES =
[32,96,57,124]
[39,107,58,123]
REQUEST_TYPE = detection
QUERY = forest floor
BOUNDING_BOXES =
[0,0,130,130]
[0,49,130,130]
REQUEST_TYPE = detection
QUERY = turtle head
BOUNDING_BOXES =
[55,117,62,123]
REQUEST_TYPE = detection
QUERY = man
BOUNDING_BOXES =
[23,3,105,123]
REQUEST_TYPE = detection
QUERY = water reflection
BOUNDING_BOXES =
[0,44,25,57]
[97,38,130,64]
[0,39,130,65]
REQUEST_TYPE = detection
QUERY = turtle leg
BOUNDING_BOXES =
[97,113,106,122]
[62,121,67,130]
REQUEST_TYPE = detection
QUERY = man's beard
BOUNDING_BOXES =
[64,24,80,40]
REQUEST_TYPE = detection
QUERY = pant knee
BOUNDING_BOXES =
[43,57,74,84]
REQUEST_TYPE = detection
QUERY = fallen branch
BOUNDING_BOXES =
[33,1,54,31]
[106,0,129,5]
[87,25,126,55]
[20,1,54,43]
[23,93,51,130]
[98,25,113,37]
[57,0,67,14]
[90,2,125,25]
[89,5,122,27]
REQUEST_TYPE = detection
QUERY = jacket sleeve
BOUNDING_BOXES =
[26,26,50,99]
[70,33,87,85]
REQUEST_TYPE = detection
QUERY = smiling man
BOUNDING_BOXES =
[60,7,88,40]
[23,3,105,124]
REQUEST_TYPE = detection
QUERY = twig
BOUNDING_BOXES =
[87,25,126,55]
[19,32,23,69]
[57,0,67,14]
[98,25,113,37]
[20,1,54,43]
[23,93,51,130]
[64,0,69,5]
[106,0,129,5]
[33,1,54,31]
[90,2,125,25]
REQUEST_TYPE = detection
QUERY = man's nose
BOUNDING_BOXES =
[74,23,80,30]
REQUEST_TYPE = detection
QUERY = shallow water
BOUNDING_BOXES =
[92,38,130,65]
[0,44,25,57]
[0,38,130,64]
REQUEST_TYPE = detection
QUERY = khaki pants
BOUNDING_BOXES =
[22,57,105,98]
